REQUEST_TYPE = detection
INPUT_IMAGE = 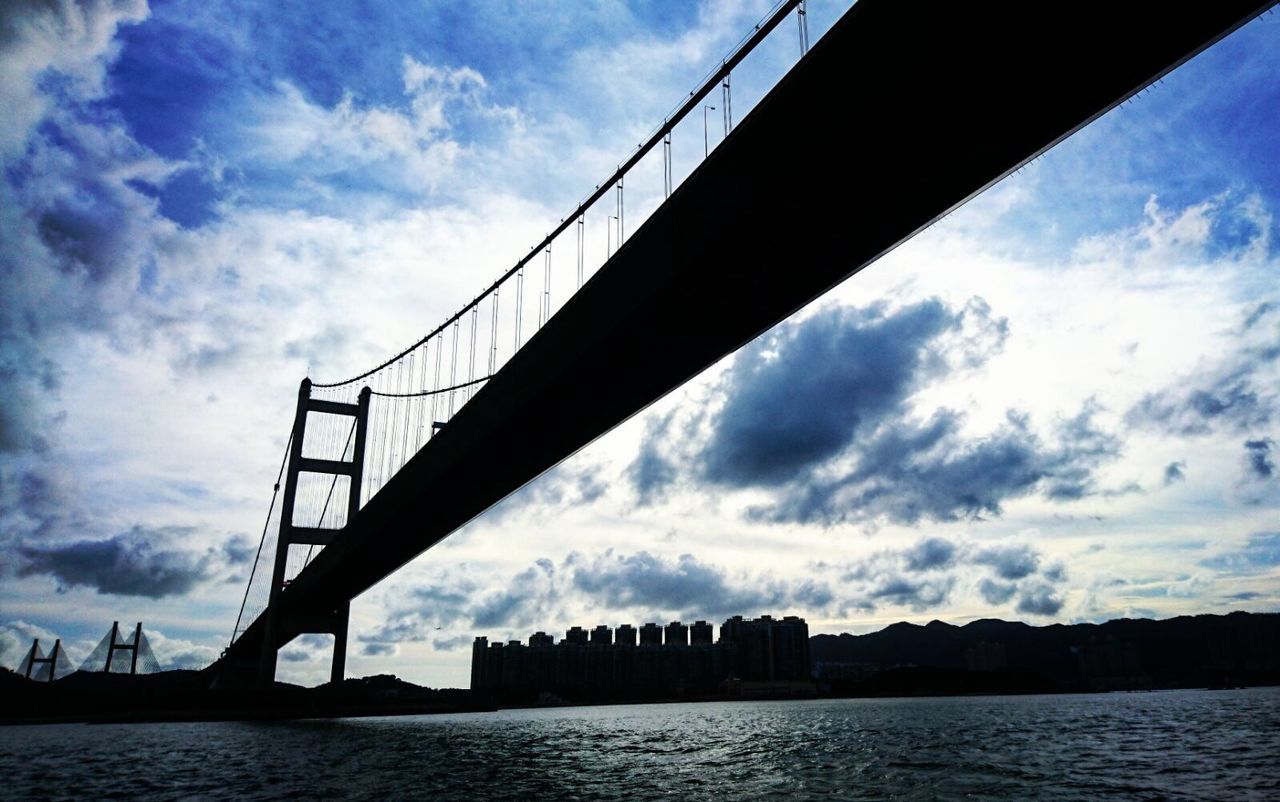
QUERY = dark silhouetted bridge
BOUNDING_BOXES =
[219,0,1275,686]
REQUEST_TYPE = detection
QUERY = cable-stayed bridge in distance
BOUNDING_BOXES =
[217,0,1277,687]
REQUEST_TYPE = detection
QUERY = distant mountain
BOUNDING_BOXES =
[811,612,1280,692]
[0,669,488,725]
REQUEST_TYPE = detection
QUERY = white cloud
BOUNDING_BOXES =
[1073,192,1273,267]
[0,0,149,159]
[245,56,520,196]
[0,619,61,670]
[2,0,1278,690]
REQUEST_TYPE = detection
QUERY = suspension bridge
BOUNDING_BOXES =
[217,0,1275,687]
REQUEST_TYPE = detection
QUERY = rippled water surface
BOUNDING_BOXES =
[3,688,1278,800]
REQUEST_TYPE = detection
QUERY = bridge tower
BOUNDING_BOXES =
[20,638,62,682]
[258,378,371,688]
[104,621,143,673]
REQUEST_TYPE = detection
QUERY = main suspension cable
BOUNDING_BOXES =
[230,430,294,648]
[372,374,489,398]
[307,0,804,391]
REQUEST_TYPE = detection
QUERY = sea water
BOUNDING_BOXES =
[2,687,1277,800]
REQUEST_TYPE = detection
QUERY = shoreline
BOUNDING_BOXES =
[3,679,1270,727]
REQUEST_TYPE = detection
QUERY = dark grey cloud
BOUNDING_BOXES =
[700,298,1005,488]
[1128,372,1267,435]
[628,411,678,506]
[1127,303,1278,436]
[1243,438,1275,480]
[284,326,355,370]
[361,643,397,657]
[364,559,564,643]
[0,457,105,561]
[1016,583,1064,616]
[978,578,1017,605]
[790,580,835,609]
[1224,591,1263,602]
[0,96,236,604]
[16,525,213,597]
[34,192,151,286]
[973,544,1040,581]
[471,590,531,629]
[1041,402,1124,501]
[370,550,838,646]
[177,341,243,373]
[282,326,396,384]
[0,119,169,413]
[750,404,1120,526]
[1163,461,1186,485]
[0,360,60,455]
[222,535,256,565]
[1245,302,1275,331]
[868,575,954,611]
[432,635,472,652]
[372,535,1071,649]
[472,559,557,628]
[1042,563,1067,583]
[570,551,796,621]
[577,474,608,505]
[485,463,609,522]
[362,581,480,643]
[824,537,1067,616]
[628,298,1124,526]
[0,422,228,599]
[0,2,263,589]
[361,540,1077,655]
[1200,532,1280,573]
[903,537,957,572]
[414,584,475,612]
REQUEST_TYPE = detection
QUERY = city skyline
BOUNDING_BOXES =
[471,614,813,699]
[1,0,1278,689]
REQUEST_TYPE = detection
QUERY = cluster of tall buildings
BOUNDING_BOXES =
[471,615,810,698]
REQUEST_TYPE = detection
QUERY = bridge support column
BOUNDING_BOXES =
[258,380,371,689]
[331,601,350,684]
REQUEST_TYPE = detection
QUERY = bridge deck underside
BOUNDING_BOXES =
[225,0,1271,669]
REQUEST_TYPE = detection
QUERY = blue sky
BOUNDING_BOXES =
[0,0,1277,687]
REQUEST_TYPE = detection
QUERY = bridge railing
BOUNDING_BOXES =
[232,0,845,648]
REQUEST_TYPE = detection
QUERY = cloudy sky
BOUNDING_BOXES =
[1,0,1277,688]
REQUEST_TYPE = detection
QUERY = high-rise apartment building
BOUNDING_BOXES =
[471,614,812,697]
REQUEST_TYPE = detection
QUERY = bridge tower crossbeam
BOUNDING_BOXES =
[258,379,371,688]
